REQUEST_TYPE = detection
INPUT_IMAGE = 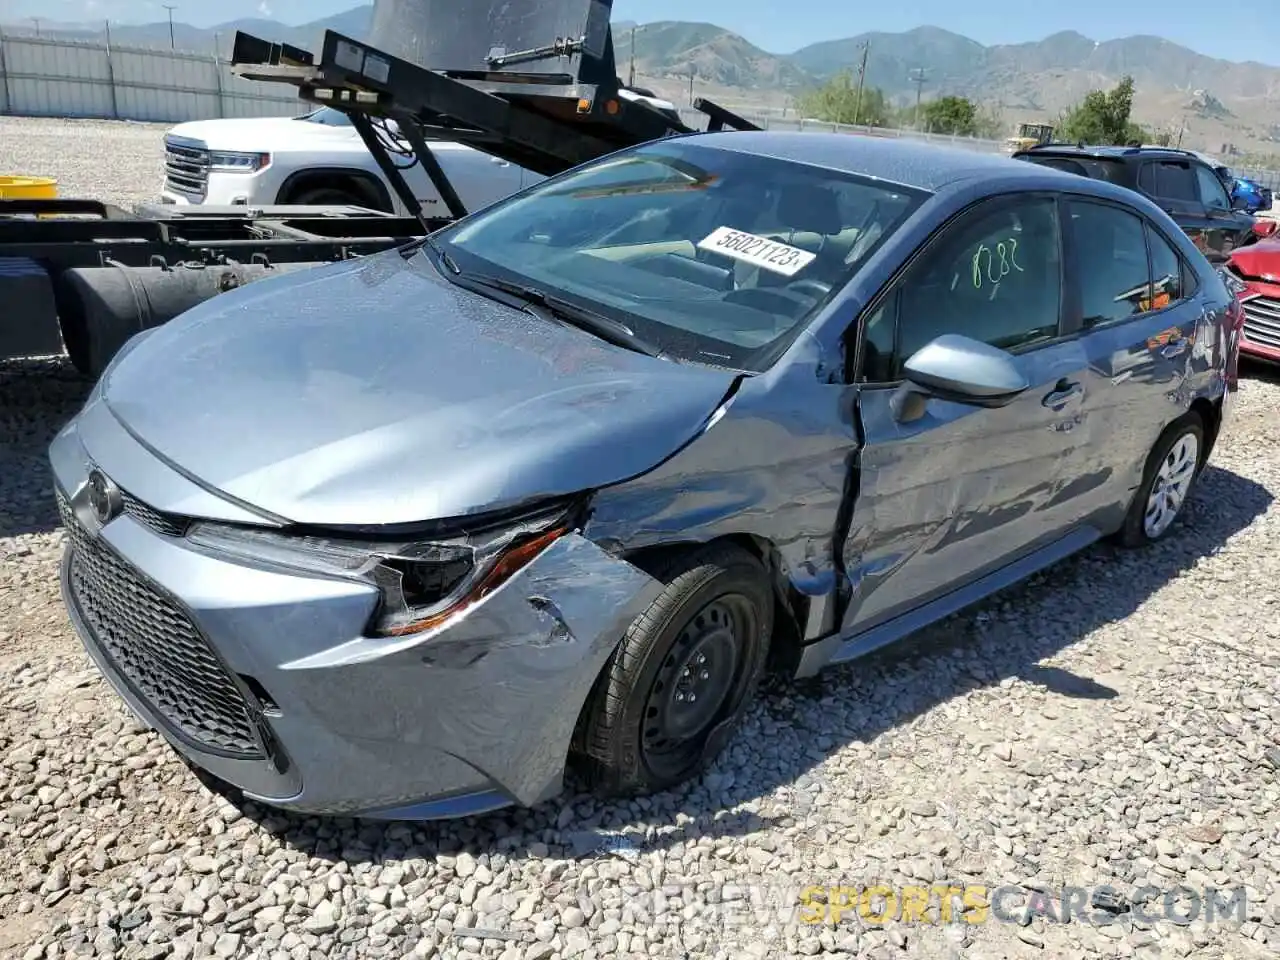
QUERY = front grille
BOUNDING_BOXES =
[1241,294,1280,350]
[164,136,210,199]
[58,490,263,758]
[121,492,189,538]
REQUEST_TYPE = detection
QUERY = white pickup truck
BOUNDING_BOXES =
[161,88,683,215]
[161,106,539,215]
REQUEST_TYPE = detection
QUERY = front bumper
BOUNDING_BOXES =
[50,402,661,819]
[162,170,278,208]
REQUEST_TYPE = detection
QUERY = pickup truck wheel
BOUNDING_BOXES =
[1115,413,1205,548]
[290,187,367,208]
[576,543,772,797]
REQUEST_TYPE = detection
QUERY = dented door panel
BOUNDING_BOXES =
[840,338,1097,635]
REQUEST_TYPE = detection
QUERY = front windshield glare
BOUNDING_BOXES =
[439,141,926,369]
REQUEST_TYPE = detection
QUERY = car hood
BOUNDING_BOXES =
[1229,237,1280,280]
[99,252,739,528]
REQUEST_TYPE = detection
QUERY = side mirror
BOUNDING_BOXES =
[1231,194,1251,212]
[892,334,1030,420]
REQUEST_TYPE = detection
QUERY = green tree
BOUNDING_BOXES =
[798,71,890,127]
[1058,76,1148,145]
[920,95,979,136]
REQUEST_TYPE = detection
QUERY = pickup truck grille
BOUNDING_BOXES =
[164,136,210,199]
[1242,294,1280,350]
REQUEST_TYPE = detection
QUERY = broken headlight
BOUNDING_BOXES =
[185,503,576,637]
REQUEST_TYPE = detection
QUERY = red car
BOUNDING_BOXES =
[1228,219,1280,364]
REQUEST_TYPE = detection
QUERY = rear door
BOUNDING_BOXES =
[1062,195,1205,514]
[1137,159,1213,251]
[842,193,1098,636]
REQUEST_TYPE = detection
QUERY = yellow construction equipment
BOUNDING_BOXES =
[0,176,58,199]
[1004,123,1055,153]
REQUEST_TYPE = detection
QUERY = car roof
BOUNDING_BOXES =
[681,130,1062,191]
[1015,144,1212,164]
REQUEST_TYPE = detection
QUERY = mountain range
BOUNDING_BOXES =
[6,6,1280,153]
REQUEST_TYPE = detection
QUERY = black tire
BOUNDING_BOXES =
[1115,412,1205,548]
[576,542,773,797]
[289,186,368,208]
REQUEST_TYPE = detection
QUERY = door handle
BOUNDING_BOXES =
[1042,380,1083,410]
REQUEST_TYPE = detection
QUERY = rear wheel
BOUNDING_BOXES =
[1116,413,1204,547]
[576,543,772,796]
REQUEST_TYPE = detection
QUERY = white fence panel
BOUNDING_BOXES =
[0,35,307,122]
[218,62,302,118]
[112,46,220,122]
[4,37,115,118]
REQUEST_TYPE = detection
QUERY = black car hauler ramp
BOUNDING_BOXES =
[229,0,761,230]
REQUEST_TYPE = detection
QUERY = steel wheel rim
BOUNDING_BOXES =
[1144,432,1199,538]
[641,595,754,778]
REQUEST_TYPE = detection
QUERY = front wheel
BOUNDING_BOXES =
[576,543,773,797]
[1116,413,1205,548]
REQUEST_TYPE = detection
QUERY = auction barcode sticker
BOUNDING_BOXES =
[696,227,818,277]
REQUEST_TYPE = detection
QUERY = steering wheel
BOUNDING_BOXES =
[723,286,819,318]
[787,278,832,300]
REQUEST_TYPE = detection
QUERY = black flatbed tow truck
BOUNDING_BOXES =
[0,0,759,378]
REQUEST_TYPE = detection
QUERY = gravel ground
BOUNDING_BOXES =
[2,117,1280,960]
[0,117,171,209]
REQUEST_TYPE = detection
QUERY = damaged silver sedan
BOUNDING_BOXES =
[51,132,1241,819]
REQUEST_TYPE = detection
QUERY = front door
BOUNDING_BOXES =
[841,193,1097,636]
[1191,162,1249,258]
[1138,158,1216,254]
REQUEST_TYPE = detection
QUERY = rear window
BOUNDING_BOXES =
[1020,155,1128,185]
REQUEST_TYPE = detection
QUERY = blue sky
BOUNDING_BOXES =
[7,0,1276,65]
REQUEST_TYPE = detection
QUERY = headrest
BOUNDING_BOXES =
[777,183,842,237]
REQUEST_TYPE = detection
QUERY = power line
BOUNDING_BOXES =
[909,67,930,129]
[853,41,870,126]
[162,5,178,49]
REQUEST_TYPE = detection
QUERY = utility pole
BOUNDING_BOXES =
[909,67,929,129]
[30,17,42,37]
[853,41,870,126]
[628,26,636,88]
[162,5,177,49]
[688,66,695,105]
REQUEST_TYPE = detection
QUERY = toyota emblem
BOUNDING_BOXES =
[86,469,123,525]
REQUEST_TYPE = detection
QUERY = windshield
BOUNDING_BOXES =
[434,140,927,370]
[297,107,352,127]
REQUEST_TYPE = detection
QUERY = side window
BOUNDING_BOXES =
[875,197,1062,380]
[1067,200,1150,327]
[1195,164,1232,212]
[1153,162,1198,202]
[1137,163,1158,195]
[859,294,897,383]
[1147,226,1186,308]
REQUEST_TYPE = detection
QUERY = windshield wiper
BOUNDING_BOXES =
[450,272,668,359]
[405,234,460,273]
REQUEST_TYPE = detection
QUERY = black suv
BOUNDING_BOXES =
[1011,144,1257,261]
